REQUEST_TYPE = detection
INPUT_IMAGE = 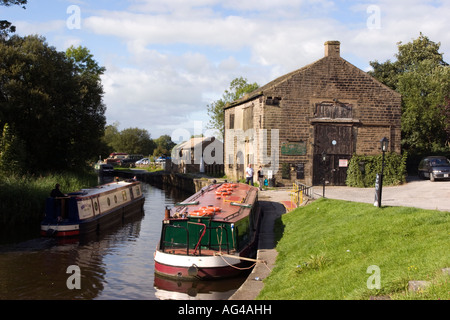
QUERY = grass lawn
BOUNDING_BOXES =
[257,198,449,300]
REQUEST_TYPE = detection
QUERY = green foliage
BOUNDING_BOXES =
[258,198,450,300]
[153,134,176,157]
[398,60,450,153]
[0,123,26,174]
[116,127,155,155]
[102,122,177,157]
[206,77,259,138]
[66,45,106,79]
[0,171,97,227]
[0,0,27,39]
[0,0,27,7]
[346,153,407,187]
[369,33,450,155]
[0,35,106,172]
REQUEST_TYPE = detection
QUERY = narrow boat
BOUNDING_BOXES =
[154,182,261,280]
[41,180,145,237]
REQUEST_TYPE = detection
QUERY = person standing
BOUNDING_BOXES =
[257,166,264,191]
[245,164,254,186]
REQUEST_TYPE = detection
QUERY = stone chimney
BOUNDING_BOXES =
[324,41,340,58]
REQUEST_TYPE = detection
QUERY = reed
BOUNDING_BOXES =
[0,171,98,227]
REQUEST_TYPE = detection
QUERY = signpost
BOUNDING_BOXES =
[375,137,389,208]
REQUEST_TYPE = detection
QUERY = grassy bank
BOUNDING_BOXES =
[257,198,449,300]
[0,171,98,227]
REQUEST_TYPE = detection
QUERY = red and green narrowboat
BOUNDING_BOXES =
[154,182,261,280]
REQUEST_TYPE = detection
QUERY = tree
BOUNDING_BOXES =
[153,134,176,157]
[0,123,26,174]
[0,0,27,39]
[102,125,156,156]
[369,33,448,90]
[102,122,120,154]
[0,35,106,172]
[398,60,450,153]
[116,128,155,155]
[207,77,259,138]
[369,33,450,154]
[65,45,107,165]
[66,45,106,79]
[440,97,450,148]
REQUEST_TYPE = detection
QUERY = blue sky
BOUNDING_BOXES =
[2,0,449,141]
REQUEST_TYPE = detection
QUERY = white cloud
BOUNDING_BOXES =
[14,20,66,37]
[82,0,450,138]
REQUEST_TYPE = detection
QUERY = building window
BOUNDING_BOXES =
[243,106,253,131]
[229,114,235,129]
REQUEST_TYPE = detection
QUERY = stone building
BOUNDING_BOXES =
[171,136,223,174]
[224,41,402,186]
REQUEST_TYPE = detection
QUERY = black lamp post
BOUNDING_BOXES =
[322,150,327,198]
[377,137,389,207]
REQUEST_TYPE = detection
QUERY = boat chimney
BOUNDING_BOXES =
[165,206,171,220]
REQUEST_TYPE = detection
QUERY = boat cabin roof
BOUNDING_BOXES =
[68,181,140,198]
[173,183,258,223]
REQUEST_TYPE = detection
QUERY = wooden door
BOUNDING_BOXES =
[313,125,353,186]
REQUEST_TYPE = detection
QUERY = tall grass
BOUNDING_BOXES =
[258,198,450,300]
[0,171,98,227]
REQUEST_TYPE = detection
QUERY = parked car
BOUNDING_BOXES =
[135,158,150,165]
[155,156,171,163]
[105,152,128,166]
[418,156,450,181]
[120,154,144,167]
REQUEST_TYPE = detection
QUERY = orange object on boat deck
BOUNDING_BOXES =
[188,206,222,217]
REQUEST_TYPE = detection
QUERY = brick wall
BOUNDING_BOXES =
[224,41,402,185]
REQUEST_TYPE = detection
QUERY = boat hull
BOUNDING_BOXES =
[154,249,254,280]
[40,197,145,237]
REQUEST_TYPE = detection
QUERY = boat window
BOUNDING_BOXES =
[114,195,118,203]
[122,190,127,201]
[94,201,98,212]
[107,197,111,206]
[135,187,141,196]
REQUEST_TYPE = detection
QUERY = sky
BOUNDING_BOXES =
[2,0,449,142]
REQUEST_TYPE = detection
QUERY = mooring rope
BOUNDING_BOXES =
[214,252,272,271]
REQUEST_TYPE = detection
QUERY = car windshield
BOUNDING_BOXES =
[430,158,450,166]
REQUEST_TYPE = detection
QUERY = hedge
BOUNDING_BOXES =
[346,152,407,187]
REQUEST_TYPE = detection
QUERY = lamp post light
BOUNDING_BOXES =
[322,150,327,198]
[377,137,389,208]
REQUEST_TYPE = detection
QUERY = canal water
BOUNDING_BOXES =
[0,181,248,300]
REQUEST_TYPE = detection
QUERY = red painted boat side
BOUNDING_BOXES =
[154,260,251,280]
[40,230,80,237]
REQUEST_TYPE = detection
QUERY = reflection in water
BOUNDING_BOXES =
[154,272,250,300]
[0,182,248,300]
